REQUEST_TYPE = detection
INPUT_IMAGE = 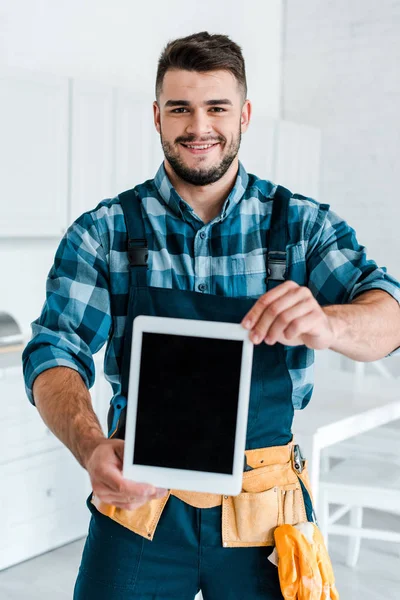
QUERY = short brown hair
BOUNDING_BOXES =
[155,31,247,103]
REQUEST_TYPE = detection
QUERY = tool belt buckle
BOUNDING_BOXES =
[243,454,254,472]
[292,444,305,474]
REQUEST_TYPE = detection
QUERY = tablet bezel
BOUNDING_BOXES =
[122,315,254,496]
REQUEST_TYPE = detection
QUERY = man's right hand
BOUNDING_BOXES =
[85,438,167,510]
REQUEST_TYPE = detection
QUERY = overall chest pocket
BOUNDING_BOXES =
[286,242,307,286]
[231,242,308,295]
[231,251,268,298]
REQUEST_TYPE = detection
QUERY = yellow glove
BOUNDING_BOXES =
[273,523,339,600]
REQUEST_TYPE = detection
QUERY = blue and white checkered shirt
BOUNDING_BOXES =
[22,161,400,410]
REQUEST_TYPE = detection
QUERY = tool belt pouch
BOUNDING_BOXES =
[91,491,171,541]
[222,459,309,547]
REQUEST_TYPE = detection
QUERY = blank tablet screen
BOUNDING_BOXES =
[132,332,243,475]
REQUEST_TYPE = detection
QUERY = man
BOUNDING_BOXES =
[23,31,400,599]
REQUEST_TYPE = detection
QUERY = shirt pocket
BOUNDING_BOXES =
[286,241,307,286]
[231,250,268,298]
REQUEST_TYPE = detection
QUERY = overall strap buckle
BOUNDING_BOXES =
[266,251,287,282]
[127,239,148,267]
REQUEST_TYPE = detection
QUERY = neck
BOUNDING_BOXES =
[164,159,239,224]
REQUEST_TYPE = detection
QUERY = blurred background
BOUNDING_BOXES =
[0,1,399,599]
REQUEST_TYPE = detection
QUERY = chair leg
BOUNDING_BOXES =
[320,454,331,475]
[318,488,330,550]
[346,506,363,567]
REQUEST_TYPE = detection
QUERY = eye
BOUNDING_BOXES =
[170,107,226,114]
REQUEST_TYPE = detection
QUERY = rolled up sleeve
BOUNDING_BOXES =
[306,204,400,306]
[306,204,400,357]
[22,211,112,405]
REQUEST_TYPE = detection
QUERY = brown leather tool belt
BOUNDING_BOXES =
[91,439,313,547]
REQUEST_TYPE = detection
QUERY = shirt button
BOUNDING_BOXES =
[200,231,206,239]
[198,283,207,292]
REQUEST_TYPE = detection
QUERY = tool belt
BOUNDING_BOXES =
[91,440,313,547]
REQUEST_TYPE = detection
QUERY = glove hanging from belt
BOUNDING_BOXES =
[272,522,339,600]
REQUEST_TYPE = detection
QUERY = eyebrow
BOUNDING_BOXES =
[164,99,233,108]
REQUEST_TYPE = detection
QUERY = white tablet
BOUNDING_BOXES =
[122,315,254,496]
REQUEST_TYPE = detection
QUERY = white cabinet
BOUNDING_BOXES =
[114,88,157,190]
[240,116,321,198]
[274,120,321,199]
[240,115,277,177]
[69,80,115,222]
[0,67,321,237]
[0,68,69,237]
[92,363,113,437]
[0,373,62,465]
[0,448,92,571]
[69,83,163,221]
[0,353,107,571]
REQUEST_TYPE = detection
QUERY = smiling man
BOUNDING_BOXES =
[155,68,249,222]
[23,32,400,599]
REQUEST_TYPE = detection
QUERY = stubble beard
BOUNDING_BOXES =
[160,124,242,186]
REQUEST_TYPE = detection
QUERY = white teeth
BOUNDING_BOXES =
[185,144,216,150]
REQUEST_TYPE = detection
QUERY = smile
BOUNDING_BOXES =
[180,143,220,154]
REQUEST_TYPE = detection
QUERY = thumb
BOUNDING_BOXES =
[111,439,125,465]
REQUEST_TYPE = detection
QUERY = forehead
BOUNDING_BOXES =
[161,69,239,100]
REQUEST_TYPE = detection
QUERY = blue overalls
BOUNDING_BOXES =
[74,183,309,600]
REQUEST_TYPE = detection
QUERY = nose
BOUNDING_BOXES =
[184,109,213,139]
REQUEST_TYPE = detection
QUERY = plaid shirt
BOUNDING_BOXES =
[22,161,400,410]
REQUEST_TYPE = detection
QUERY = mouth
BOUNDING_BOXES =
[180,142,220,155]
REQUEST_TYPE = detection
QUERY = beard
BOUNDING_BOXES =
[160,124,241,186]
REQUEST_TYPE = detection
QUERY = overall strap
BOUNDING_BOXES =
[266,185,292,291]
[107,187,148,438]
[119,187,148,288]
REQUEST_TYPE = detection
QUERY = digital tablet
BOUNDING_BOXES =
[122,315,254,496]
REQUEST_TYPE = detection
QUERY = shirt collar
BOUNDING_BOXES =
[153,161,249,223]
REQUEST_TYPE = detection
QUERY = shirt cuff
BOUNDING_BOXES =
[25,358,90,405]
[349,282,400,358]
[349,281,400,306]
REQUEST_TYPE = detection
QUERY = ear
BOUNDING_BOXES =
[153,101,161,134]
[240,99,252,134]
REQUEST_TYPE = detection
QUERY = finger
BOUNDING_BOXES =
[250,288,311,343]
[282,312,329,349]
[95,473,162,498]
[97,458,159,495]
[98,497,151,510]
[94,489,162,505]
[111,439,126,463]
[265,300,316,344]
[241,281,299,331]
[96,488,168,508]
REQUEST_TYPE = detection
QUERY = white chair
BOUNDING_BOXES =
[319,457,400,567]
[321,424,400,472]
[320,358,399,473]
[318,358,400,566]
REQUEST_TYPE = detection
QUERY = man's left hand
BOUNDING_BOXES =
[241,281,336,350]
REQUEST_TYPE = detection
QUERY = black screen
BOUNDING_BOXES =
[132,332,243,474]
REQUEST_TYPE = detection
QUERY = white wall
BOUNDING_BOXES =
[0,0,283,117]
[282,0,400,280]
[0,0,283,336]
